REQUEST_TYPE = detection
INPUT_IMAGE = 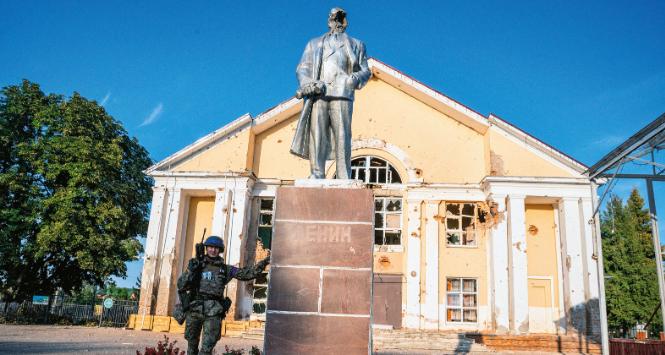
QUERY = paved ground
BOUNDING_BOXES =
[0,324,260,354]
[0,324,575,354]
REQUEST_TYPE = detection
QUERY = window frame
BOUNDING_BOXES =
[251,271,269,317]
[373,196,403,250]
[444,202,481,248]
[349,156,402,185]
[445,277,478,324]
[252,197,274,318]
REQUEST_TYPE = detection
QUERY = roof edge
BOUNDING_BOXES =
[368,58,490,133]
[488,113,588,174]
[145,113,252,174]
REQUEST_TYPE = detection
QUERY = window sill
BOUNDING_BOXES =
[374,245,404,253]
[445,244,479,249]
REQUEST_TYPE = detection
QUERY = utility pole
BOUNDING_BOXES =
[646,178,665,336]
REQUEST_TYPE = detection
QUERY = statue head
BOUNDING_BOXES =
[328,7,347,33]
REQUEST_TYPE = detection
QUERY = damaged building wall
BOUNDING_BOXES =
[437,201,490,330]
[488,128,576,178]
[172,126,253,173]
[352,79,487,184]
[251,78,488,183]
[251,113,310,179]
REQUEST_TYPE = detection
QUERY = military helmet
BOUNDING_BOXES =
[203,236,225,252]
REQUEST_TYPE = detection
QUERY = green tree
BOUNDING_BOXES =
[602,188,662,336]
[0,80,152,304]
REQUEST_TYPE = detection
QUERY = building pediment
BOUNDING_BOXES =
[147,58,586,180]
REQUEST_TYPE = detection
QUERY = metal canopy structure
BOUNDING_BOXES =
[588,112,665,181]
[586,112,665,353]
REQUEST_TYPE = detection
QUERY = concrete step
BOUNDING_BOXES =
[241,333,265,340]
[233,328,496,353]
[240,327,265,340]
[372,330,495,353]
[376,344,491,352]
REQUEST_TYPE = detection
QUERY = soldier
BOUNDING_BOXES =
[176,236,270,355]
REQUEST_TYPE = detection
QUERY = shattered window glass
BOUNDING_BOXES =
[447,278,477,323]
[445,202,479,246]
[260,199,273,211]
[253,197,274,316]
[446,232,460,245]
[374,196,402,246]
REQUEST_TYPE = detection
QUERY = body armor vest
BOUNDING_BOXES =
[197,257,230,299]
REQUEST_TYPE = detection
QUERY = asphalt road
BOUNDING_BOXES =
[0,324,261,354]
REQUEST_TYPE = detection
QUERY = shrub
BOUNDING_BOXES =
[223,345,244,355]
[222,345,262,355]
[136,335,184,355]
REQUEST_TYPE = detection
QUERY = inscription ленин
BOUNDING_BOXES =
[304,224,351,243]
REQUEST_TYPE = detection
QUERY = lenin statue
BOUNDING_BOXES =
[290,8,371,179]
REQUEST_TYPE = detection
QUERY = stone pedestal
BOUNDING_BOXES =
[264,184,374,355]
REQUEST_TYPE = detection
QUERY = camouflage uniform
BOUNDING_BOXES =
[179,255,269,355]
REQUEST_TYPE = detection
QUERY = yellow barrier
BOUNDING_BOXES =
[127,314,263,336]
[126,314,136,329]
[168,318,186,334]
[152,316,171,332]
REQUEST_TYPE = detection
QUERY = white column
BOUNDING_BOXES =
[155,188,184,316]
[490,194,510,333]
[581,197,601,335]
[211,188,231,237]
[138,187,167,317]
[424,201,439,329]
[560,197,586,332]
[404,199,422,329]
[227,188,250,266]
[507,194,528,334]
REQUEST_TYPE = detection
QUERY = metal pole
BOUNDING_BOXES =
[646,178,665,336]
[591,182,610,354]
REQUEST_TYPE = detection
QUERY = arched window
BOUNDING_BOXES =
[349,156,402,184]
[343,156,403,247]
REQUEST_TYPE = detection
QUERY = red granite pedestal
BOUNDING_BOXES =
[264,184,374,355]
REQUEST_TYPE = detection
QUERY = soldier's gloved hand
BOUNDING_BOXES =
[187,258,202,272]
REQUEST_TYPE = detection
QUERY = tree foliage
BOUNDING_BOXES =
[0,80,152,303]
[602,188,662,336]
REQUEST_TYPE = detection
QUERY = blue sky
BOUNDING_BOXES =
[2,1,664,288]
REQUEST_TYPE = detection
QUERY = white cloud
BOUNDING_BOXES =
[589,135,625,149]
[140,103,163,127]
[100,92,111,106]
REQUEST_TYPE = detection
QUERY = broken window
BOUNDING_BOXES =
[252,271,268,314]
[257,198,273,249]
[375,197,402,245]
[445,202,482,246]
[446,278,477,323]
[253,198,273,316]
[348,156,402,184]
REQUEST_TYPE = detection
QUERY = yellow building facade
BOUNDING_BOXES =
[137,59,601,338]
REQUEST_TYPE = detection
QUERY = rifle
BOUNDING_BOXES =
[195,228,206,261]
[175,228,207,324]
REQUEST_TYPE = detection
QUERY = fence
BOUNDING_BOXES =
[0,294,137,327]
[610,338,665,354]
